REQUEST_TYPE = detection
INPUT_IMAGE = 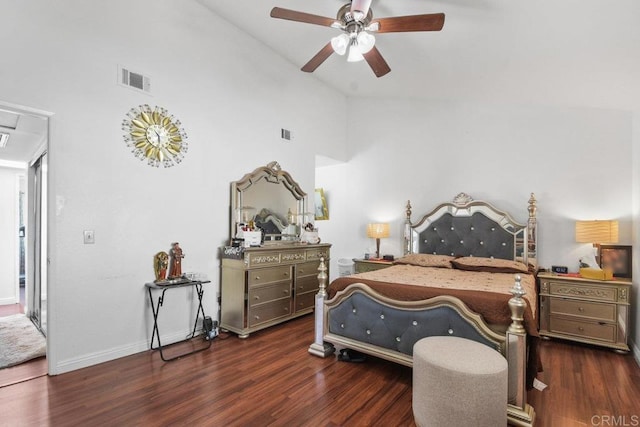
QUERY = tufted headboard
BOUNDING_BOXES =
[404,192,537,266]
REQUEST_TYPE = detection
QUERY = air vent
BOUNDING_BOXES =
[118,65,151,94]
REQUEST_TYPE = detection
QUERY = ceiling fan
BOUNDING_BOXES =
[270,0,445,78]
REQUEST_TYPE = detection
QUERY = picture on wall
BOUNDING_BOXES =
[314,188,329,221]
[599,245,632,279]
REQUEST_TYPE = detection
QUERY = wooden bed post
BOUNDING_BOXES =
[309,257,335,357]
[506,274,536,426]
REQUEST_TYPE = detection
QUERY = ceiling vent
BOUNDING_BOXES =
[118,65,151,94]
[0,133,9,148]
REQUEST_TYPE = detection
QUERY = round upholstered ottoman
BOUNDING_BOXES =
[412,336,508,427]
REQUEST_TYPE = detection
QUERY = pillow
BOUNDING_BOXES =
[394,253,455,269]
[451,256,530,274]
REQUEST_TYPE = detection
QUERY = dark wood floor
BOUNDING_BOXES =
[0,314,638,426]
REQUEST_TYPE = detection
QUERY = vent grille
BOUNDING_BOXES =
[118,65,151,93]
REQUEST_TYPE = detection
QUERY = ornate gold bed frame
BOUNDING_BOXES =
[309,193,538,427]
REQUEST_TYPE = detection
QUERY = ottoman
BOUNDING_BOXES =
[412,336,508,427]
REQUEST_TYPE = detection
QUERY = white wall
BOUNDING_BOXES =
[0,0,347,374]
[317,98,637,354]
[0,167,21,305]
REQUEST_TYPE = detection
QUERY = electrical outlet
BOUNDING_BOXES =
[83,230,95,244]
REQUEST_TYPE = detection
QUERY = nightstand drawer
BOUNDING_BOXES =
[354,259,393,273]
[248,266,291,286]
[548,282,617,302]
[550,318,616,342]
[550,298,616,322]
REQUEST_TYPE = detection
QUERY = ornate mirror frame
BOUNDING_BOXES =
[230,161,307,244]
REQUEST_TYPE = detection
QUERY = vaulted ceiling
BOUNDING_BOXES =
[200,0,640,110]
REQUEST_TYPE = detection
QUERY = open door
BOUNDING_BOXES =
[29,152,47,334]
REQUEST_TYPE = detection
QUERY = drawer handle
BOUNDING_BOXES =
[284,307,289,312]
[254,296,260,300]
[578,307,585,312]
[578,327,584,332]
[254,316,260,320]
[255,276,260,280]
[283,273,289,277]
[283,290,289,294]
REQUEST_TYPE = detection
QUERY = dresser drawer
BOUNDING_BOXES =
[248,282,291,307]
[249,299,291,327]
[248,265,291,286]
[306,247,330,261]
[295,275,320,295]
[550,317,616,342]
[548,281,617,302]
[294,291,315,312]
[280,250,307,263]
[550,298,616,322]
[296,261,320,278]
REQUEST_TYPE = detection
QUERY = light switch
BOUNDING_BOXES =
[83,230,95,244]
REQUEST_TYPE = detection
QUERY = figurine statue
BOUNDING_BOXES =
[169,242,184,278]
[153,251,169,282]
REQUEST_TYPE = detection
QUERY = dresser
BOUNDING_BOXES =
[353,258,393,273]
[538,272,631,352]
[221,244,330,338]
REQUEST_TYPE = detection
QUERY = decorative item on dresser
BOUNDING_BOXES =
[353,258,393,273]
[538,272,631,353]
[310,192,538,427]
[220,162,331,338]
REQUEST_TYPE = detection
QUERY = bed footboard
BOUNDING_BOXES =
[309,257,535,427]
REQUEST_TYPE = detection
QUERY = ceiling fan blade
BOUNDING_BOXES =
[301,42,335,73]
[375,13,445,33]
[362,47,391,78]
[270,7,338,28]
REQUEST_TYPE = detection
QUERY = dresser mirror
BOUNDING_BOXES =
[230,161,307,245]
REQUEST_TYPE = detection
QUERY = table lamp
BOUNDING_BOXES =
[367,223,390,259]
[575,220,619,259]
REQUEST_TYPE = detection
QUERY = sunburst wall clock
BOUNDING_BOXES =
[122,104,188,168]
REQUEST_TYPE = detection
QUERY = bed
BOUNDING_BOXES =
[309,193,538,427]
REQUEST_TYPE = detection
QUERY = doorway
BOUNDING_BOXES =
[0,101,49,375]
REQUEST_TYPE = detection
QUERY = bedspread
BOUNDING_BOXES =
[328,264,538,337]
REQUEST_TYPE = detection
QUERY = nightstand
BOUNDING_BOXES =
[353,258,393,273]
[538,272,631,352]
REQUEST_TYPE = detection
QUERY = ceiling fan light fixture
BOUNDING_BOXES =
[347,42,365,62]
[331,33,350,55]
[356,31,375,53]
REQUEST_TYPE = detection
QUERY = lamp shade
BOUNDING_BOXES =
[367,223,390,239]
[575,220,619,243]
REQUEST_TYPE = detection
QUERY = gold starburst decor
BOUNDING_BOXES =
[122,105,188,168]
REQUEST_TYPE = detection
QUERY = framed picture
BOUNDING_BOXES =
[314,188,329,221]
[599,245,632,279]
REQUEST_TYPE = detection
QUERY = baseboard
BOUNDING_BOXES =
[53,329,194,374]
[0,296,18,305]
